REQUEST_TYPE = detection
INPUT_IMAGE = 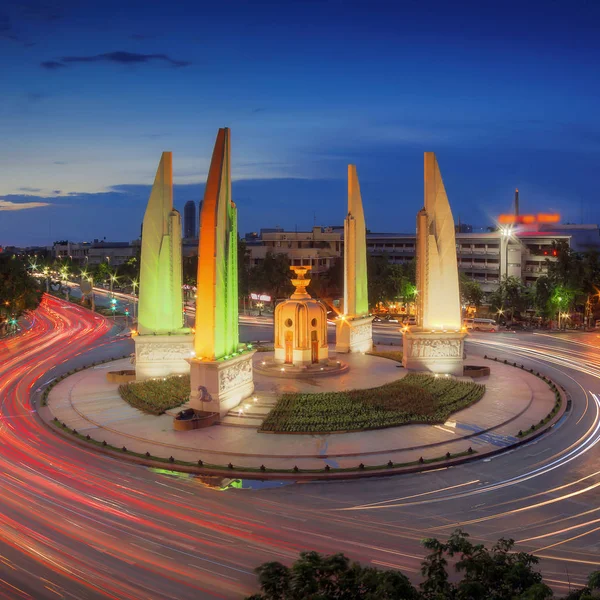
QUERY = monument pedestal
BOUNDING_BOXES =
[402,331,466,377]
[134,334,194,381]
[187,351,256,418]
[335,315,373,353]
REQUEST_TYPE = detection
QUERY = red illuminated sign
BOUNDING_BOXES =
[498,213,560,225]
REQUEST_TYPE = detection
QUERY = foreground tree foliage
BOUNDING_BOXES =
[0,255,42,335]
[247,530,599,600]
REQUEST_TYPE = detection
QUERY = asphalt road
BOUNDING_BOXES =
[1,298,599,598]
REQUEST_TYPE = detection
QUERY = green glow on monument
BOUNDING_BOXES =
[195,128,240,360]
[137,152,187,335]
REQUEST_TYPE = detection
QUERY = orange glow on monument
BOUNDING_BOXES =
[187,128,255,418]
[498,213,560,225]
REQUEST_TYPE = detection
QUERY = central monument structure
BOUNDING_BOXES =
[134,152,192,380]
[188,128,255,417]
[336,165,373,353]
[402,152,466,376]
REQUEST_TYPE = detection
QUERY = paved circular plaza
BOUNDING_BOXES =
[45,347,558,472]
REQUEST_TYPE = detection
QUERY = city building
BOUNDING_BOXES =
[52,241,91,264]
[53,240,136,266]
[246,226,342,275]
[367,223,600,295]
[183,200,196,239]
[88,241,137,266]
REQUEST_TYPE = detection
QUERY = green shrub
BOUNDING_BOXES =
[119,375,190,415]
[260,374,485,433]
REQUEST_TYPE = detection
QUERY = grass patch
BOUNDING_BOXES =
[119,375,190,415]
[260,373,484,433]
[368,350,403,362]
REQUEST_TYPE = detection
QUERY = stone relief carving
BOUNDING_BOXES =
[350,322,372,342]
[409,338,461,358]
[219,359,253,392]
[136,341,192,362]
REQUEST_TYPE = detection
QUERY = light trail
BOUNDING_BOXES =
[1,310,600,597]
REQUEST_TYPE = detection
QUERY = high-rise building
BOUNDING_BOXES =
[183,200,196,239]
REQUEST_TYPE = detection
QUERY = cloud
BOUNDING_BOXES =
[0,199,50,211]
[18,187,42,192]
[41,51,192,70]
[41,60,66,70]
[53,161,67,165]
[0,12,19,42]
[52,190,61,194]
[26,92,49,102]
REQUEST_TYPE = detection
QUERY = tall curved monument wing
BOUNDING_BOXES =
[335,165,373,353]
[418,152,462,331]
[188,128,254,418]
[345,165,369,317]
[134,151,192,381]
[404,152,465,376]
[195,127,239,361]
[138,151,185,335]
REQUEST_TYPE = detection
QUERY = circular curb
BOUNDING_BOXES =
[37,356,568,481]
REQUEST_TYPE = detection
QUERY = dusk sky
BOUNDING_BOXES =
[1,0,599,246]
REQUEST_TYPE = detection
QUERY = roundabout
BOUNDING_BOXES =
[44,345,558,476]
[2,298,600,598]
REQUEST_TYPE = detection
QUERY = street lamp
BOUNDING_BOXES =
[257,301,264,316]
[110,274,118,298]
[500,226,513,280]
[131,279,138,321]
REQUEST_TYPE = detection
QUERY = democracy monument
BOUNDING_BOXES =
[44,134,560,482]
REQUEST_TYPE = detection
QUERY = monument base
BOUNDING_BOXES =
[335,315,373,353]
[402,330,466,377]
[134,334,194,381]
[187,351,256,418]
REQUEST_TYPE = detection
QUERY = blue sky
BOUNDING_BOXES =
[1,0,599,246]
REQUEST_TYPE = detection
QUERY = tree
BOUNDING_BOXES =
[238,239,251,299]
[459,274,484,309]
[248,251,292,302]
[247,551,419,600]
[490,275,531,321]
[247,530,556,600]
[367,254,416,309]
[0,255,43,335]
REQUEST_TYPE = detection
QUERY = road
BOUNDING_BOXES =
[1,298,599,598]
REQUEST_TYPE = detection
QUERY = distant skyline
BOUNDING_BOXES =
[1,0,600,245]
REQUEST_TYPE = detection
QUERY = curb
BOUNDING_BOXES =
[38,355,567,481]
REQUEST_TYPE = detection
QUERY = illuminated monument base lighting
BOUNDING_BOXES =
[188,351,256,418]
[403,152,466,377]
[336,315,374,354]
[135,334,194,380]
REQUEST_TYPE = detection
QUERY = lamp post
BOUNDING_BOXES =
[110,274,118,299]
[557,296,563,330]
[500,226,513,280]
[131,279,138,322]
[257,301,264,317]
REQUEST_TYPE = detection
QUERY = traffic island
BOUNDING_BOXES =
[40,351,564,479]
